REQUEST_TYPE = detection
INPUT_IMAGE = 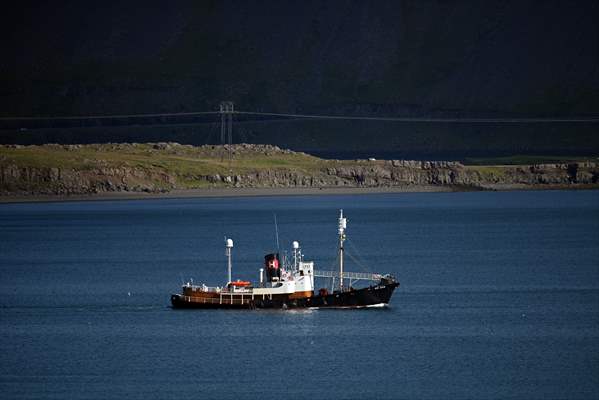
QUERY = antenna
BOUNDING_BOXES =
[273,213,280,252]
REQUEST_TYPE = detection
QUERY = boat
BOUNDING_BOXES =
[170,210,399,309]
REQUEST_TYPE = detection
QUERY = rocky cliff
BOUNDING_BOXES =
[1,143,597,196]
[232,159,598,188]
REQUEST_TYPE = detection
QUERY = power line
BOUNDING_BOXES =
[235,111,599,123]
[0,111,220,121]
[1,109,597,123]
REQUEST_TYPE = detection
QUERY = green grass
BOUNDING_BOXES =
[463,154,598,166]
[0,143,327,190]
[465,165,508,179]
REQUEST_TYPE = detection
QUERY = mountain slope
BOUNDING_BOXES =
[1,1,598,158]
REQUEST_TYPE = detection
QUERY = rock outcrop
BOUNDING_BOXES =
[0,163,176,195]
[1,143,597,196]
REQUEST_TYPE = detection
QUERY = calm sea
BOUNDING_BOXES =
[1,191,598,399]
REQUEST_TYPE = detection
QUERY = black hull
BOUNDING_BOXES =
[171,280,399,310]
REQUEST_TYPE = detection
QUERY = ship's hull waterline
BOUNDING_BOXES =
[170,281,399,310]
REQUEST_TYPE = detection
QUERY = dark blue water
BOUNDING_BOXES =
[1,191,598,399]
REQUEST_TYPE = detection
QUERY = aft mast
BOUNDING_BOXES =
[225,238,233,284]
[338,209,347,291]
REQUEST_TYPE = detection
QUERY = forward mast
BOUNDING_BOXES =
[338,209,347,291]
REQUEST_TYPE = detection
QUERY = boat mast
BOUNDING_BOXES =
[225,238,233,284]
[292,241,299,271]
[338,209,347,291]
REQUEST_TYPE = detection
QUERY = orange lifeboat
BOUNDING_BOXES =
[229,280,251,287]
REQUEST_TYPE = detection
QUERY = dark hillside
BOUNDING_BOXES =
[1,1,598,159]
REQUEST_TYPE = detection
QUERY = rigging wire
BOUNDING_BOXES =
[273,213,280,253]
[344,238,373,273]
[345,250,372,274]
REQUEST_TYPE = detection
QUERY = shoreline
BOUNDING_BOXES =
[0,185,454,204]
[0,184,597,204]
[2,143,597,203]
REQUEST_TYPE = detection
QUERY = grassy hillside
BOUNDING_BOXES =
[0,143,321,171]
[1,143,597,196]
[0,143,328,190]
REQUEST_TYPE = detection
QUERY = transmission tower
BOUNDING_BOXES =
[219,101,234,164]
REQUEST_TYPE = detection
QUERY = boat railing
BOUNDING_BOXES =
[186,284,222,293]
[313,270,382,281]
[222,288,252,294]
[180,295,253,306]
[185,284,256,294]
